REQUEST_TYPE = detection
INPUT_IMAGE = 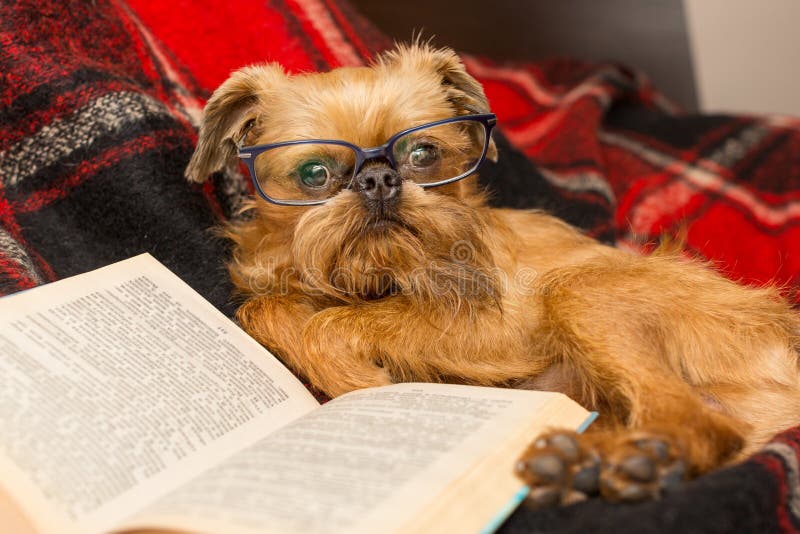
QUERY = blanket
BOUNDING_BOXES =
[1,0,799,531]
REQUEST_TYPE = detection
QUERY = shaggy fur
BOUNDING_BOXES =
[186,44,800,505]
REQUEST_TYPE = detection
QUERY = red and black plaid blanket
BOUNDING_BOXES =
[2,1,799,532]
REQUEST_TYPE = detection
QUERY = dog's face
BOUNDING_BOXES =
[187,45,500,307]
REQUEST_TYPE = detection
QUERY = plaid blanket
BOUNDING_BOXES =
[2,0,799,531]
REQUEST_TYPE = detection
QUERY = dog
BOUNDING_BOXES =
[185,43,800,507]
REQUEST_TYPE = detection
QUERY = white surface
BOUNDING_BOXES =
[684,0,800,116]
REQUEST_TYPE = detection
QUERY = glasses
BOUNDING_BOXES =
[237,113,497,206]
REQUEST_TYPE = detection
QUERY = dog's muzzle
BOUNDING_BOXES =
[353,165,402,217]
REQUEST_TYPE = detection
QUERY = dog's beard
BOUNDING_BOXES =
[291,184,502,315]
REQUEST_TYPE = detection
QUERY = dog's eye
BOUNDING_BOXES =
[408,144,439,168]
[297,162,331,188]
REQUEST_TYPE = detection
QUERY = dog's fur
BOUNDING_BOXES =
[186,44,800,505]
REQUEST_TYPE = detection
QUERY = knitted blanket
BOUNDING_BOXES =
[2,0,799,531]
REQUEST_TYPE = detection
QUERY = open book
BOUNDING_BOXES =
[0,254,595,534]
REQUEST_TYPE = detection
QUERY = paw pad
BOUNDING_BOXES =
[517,431,601,509]
[601,435,687,502]
[517,431,688,507]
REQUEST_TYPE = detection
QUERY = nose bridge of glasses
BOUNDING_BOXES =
[356,144,394,172]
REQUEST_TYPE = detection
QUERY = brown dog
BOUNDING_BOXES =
[185,44,800,507]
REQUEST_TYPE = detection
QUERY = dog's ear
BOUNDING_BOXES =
[378,44,497,162]
[185,64,286,182]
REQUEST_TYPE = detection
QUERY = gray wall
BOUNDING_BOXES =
[352,0,698,110]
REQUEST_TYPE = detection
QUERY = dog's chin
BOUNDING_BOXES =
[367,216,401,233]
[291,184,502,310]
[362,211,418,239]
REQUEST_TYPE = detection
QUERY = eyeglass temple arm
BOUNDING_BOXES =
[236,120,257,151]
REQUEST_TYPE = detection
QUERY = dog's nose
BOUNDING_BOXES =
[353,166,402,208]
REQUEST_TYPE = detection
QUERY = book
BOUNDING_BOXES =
[0,254,596,534]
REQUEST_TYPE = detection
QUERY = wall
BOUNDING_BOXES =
[351,0,699,110]
[684,0,800,116]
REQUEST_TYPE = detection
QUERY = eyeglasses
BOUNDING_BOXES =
[237,113,497,206]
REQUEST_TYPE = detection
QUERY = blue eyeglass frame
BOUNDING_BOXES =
[236,113,497,206]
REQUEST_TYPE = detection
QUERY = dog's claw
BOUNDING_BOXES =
[572,463,600,494]
[562,489,589,505]
[635,437,669,461]
[527,453,567,483]
[617,484,651,502]
[619,454,656,482]
[659,459,686,493]
[528,486,563,508]
[547,432,581,461]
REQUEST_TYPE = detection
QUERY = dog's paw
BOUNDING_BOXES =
[515,430,687,508]
[599,433,686,502]
[515,431,601,508]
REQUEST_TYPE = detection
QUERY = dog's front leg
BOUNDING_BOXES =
[237,294,391,397]
[299,304,396,397]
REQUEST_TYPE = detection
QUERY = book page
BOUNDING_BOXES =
[399,394,593,533]
[119,383,589,534]
[0,254,319,534]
